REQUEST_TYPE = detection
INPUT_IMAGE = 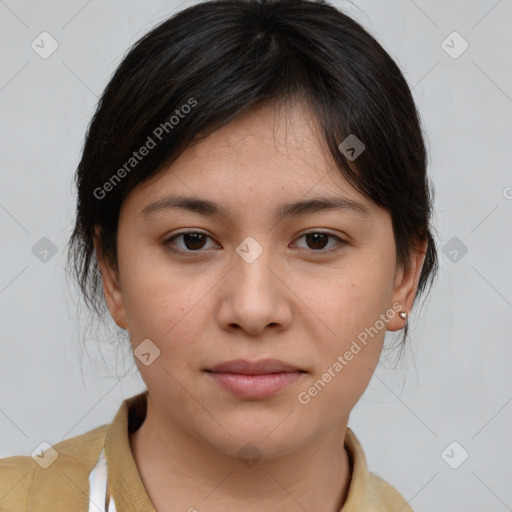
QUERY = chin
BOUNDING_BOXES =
[197,416,307,462]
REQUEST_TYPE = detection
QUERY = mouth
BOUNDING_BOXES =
[204,358,307,399]
[205,358,306,375]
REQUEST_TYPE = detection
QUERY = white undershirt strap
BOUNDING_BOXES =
[88,447,116,512]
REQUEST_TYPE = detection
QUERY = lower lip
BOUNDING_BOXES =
[206,371,304,399]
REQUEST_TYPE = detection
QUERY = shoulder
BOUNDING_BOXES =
[0,423,109,512]
[367,471,413,511]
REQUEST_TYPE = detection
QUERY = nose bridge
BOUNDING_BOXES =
[233,234,274,291]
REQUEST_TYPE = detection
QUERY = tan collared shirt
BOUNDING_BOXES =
[0,391,413,511]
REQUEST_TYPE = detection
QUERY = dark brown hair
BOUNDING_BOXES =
[66,0,439,355]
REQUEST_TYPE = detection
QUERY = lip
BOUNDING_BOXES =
[206,358,304,374]
[205,359,306,399]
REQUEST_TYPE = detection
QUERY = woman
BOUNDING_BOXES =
[0,0,438,510]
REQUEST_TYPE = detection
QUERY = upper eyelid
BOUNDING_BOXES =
[166,228,343,240]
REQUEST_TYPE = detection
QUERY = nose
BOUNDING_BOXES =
[216,239,293,336]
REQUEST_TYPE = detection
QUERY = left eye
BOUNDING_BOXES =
[164,231,344,253]
[294,232,344,251]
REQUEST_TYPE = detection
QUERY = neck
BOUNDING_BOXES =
[129,397,352,512]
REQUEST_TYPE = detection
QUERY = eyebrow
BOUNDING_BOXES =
[141,194,372,220]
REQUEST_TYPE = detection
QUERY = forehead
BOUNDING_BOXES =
[121,101,377,219]
[165,101,332,178]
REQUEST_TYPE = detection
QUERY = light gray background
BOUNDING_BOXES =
[1,0,511,510]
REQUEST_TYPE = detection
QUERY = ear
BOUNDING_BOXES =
[387,236,428,332]
[93,225,127,330]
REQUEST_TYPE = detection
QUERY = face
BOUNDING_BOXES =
[95,101,426,459]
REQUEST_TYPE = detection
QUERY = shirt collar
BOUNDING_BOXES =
[104,391,405,511]
[105,390,156,511]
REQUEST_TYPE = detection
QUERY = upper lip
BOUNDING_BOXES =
[206,358,305,375]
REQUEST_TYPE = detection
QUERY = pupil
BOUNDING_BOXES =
[307,233,327,250]
[184,233,205,250]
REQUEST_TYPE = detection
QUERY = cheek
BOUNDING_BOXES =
[118,236,190,317]
[297,278,387,417]
[123,277,210,397]
[308,262,393,345]
[298,258,393,411]
[123,283,209,360]
[301,351,380,426]
[117,244,214,360]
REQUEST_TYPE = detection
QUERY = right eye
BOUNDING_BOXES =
[163,231,220,253]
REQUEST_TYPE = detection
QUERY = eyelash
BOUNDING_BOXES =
[163,230,346,255]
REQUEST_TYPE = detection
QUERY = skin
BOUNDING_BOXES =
[94,100,427,512]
